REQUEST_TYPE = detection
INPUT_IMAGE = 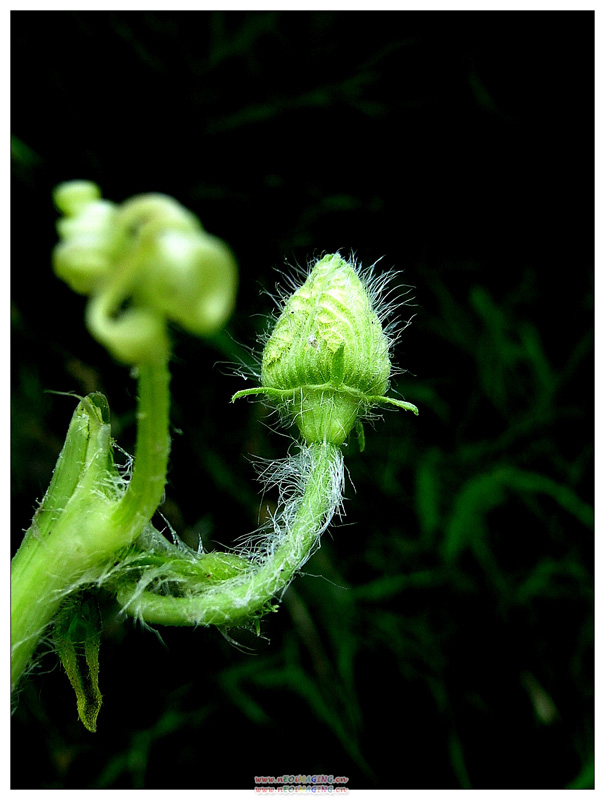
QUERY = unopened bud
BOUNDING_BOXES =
[233,254,418,446]
[52,182,238,364]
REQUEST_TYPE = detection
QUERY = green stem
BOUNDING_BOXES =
[110,360,171,537]
[117,442,341,627]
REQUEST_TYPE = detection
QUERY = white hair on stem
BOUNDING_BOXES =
[114,442,345,629]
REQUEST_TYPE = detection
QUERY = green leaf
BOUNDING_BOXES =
[53,593,103,732]
[30,392,114,540]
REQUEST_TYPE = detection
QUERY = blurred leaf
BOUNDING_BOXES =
[566,759,594,790]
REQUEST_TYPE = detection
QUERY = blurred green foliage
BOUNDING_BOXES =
[11,10,593,790]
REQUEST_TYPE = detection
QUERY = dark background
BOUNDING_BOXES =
[11,10,594,790]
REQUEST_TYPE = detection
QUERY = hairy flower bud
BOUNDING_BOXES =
[233,254,418,446]
[262,254,390,394]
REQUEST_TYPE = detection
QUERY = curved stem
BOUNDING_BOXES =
[117,442,342,627]
[110,359,171,538]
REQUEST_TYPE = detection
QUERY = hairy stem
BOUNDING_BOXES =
[117,442,343,627]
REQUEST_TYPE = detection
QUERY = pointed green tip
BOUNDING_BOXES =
[78,697,102,732]
[368,395,419,415]
[231,387,269,402]
[232,386,298,403]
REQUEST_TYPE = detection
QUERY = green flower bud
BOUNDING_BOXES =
[262,253,390,395]
[233,254,418,446]
[52,181,238,365]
